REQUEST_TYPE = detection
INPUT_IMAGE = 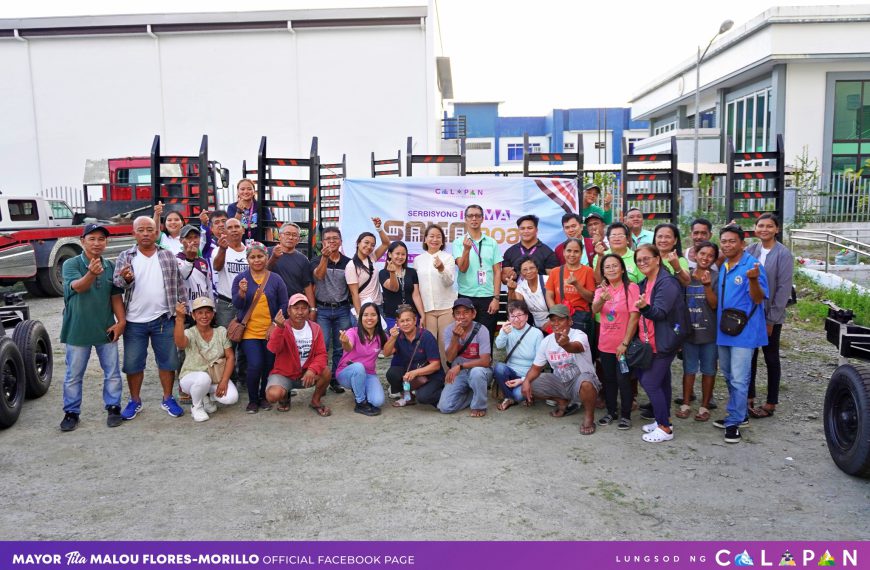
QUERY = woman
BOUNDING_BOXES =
[592,253,640,430]
[232,241,288,414]
[653,223,691,287]
[413,224,457,366]
[592,222,642,284]
[678,241,719,421]
[493,300,544,411]
[634,244,689,443]
[507,256,550,329]
[379,241,425,329]
[747,213,794,419]
[383,305,445,407]
[226,178,274,242]
[173,296,238,422]
[545,238,596,343]
[336,302,387,416]
[153,202,184,255]
[345,218,391,323]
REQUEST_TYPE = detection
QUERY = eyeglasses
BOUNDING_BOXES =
[466,214,482,219]
[509,313,527,320]
[283,233,300,238]
[635,256,656,265]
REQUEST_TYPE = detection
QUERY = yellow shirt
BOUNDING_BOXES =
[243,276,272,340]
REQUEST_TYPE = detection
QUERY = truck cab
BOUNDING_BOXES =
[0,197,75,231]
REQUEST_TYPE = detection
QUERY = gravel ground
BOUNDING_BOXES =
[1,294,868,541]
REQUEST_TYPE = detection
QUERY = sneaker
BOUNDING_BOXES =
[201,395,217,414]
[161,396,184,418]
[388,391,402,400]
[121,399,142,421]
[258,399,273,411]
[191,404,210,423]
[639,402,653,411]
[708,399,718,410]
[354,402,379,417]
[617,417,632,430]
[329,381,346,394]
[106,406,122,428]
[60,412,79,432]
[367,404,382,416]
[713,418,749,429]
[245,401,259,414]
[724,425,741,443]
[597,413,615,426]
[642,421,659,434]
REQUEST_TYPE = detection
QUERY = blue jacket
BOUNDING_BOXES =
[231,269,289,322]
[638,270,690,356]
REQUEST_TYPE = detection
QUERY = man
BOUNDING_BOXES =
[264,294,331,416]
[583,213,608,267]
[501,214,559,284]
[198,209,229,263]
[452,204,502,343]
[310,226,351,394]
[113,216,185,420]
[686,218,719,269]
[581,183,613,236]
[713,225,769,444]
[59,224,127,431]
[625,207,654,248]
[521,304,601,435]
[554,213,584,265]
[177,225,214,312]
[268,223,315,310]
[211,218,248,328]
[438,298,492,417]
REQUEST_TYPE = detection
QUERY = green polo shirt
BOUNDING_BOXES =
[581,204,612,237]
[594,249,643,284]
[61,254,123,347]
[452,233,503,297]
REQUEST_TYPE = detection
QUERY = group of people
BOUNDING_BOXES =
[59,180,793,445]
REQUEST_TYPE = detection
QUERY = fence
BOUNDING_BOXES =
[796,174,870,224]
[39,186,85,213]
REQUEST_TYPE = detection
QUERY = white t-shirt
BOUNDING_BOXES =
[533,328,596,381]
[293,322,313,362]
[212,246,248,299]
[758,246,771,266]
[158,233,183,256]
[516,275,549,328]
[126,250,169,323]
[178,257,213,310]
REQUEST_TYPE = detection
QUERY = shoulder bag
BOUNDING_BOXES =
[193,333,228,385]
[625,286,653,370]
[446,322,482,368]
[719,272,759,336]
[227,272,271,343]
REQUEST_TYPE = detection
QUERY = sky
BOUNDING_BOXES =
[4,0,870,115]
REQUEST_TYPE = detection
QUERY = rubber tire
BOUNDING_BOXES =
[37,246,78,297]
[12,320,52,399]
[824,364,870,478]
[24,281,45,298]
[0,337,26,429]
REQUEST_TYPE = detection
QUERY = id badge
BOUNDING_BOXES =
[477,270,487,285]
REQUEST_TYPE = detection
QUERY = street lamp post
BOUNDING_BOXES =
[692,19,734,189]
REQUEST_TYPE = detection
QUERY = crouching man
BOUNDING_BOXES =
[522,304,601,435]
[438,298,493,418]
[264,294,332,416]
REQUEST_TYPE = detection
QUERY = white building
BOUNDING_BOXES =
[0,4,448,194]
[630,5,870,183]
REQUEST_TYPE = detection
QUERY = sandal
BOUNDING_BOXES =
[642,426,674,442]
[309,403,332,417]
[277,398,291,412]
[749,405,775,419]
[579,422,596,435]
[392,397,417,407]
[675,404,691,419]
[550,403,579,418]
[694,407,711,422]
[497,398,516,411]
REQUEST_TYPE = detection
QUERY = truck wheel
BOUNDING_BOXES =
[12,320,52,399]
[824,364,870,478]
[24,281,45,298]
[0,337,26,429]
[38,246,77,297]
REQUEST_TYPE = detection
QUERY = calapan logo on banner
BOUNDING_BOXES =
[338,176,579,262]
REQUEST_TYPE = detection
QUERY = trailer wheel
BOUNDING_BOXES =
[824,364,870,478]
[0,337,26,429]
[38,246,77,297]
[12,320,52,399]
[24,281,46,298]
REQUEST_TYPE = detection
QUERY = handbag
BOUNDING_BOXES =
[719,273,759,336]
[227,272,271,343]
[193,334,227,385]
[405,330,430,390]
[625,317,653,370]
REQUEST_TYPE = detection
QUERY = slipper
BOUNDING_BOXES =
[277,398,291,412]
[469,409,486,418]
[749,405,775,419]
[694,407,711,422]
[309,403,332,417]
[675,404,691,419]
[550,403,580,418]
[497,398,516,411]
[391,397,417,407]
[642,426,674,442]
[642,421,659,434]
[579,422,596,435]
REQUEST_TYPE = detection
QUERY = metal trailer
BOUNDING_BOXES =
[620,136,679,225]
[725,134,786,240]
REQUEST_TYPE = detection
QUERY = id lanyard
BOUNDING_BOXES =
[469,238,483,266]
[519,242,539,257]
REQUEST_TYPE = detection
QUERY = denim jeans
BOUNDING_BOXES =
[719,345,755,427]
[492,362,524,402]
[63,343,123,414]
[437,367,492,413]
[336,362,385,407]
[240,339,274,404]
[122,315,178,373]
[317,305,352,375]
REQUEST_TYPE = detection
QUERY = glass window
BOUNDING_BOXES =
[833,81,861,140]
[129,168,151,184]
[507,143,523,161]
[725,87,772,154]
[49,201,73,219]
[9,200,39,221]
[831,80,870,175]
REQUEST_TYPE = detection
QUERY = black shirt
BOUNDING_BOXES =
[270,249,313,297]
[378,267,419,318]
[502,240,559,274]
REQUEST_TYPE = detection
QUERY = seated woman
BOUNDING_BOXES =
[493,300,544,411]
[335,302,388,417]
[383,305,445,407]
[173,297,238,422]
[507,256,551,329]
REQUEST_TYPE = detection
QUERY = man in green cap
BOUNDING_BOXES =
[581,183,612,238]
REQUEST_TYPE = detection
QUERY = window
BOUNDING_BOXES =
[653,121,676,136]
[831,80,870,174]
[8,200,39,222]
[506,143,540,161]
[117,168,151,185]
[49,201,73,220]
[467,142,492,150]
[625,137,642,155]
[564,142,575,150]
[725,88,771,154]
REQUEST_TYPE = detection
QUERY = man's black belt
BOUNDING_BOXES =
[316,300,350,308]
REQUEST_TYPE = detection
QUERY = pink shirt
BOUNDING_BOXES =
[594,282,640,354]
[638,273,657,353]
[336,328,382,375]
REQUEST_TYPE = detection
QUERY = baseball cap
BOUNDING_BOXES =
[190,296,215,311]
[81,223,109,238]
[288,293,310,307]
[584,212,605,224]
[180,224,201,238]
[452,298,475,311]
[547,304,571,319]
[583,182,601,193]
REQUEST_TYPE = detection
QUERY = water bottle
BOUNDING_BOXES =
[402,381,412,401]
[618,355,629,374]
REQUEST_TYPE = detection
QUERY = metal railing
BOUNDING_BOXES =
[796,174,870,223]
[789,229,870,273]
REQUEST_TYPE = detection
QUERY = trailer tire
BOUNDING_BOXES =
[38,246,77,297]
[12,320,52,400]
[24,281,46,298]
[824,364,870,478]
[0,337,26,429]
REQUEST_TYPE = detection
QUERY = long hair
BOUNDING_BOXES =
[386,240,409,269]
[353,232,376,272]
[600,253,631,311]
[357,302,387,346]
[653,223,683,257]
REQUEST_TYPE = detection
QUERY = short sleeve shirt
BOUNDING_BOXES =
[545,265,596,312]
[379,267,419,319]
[181,326,231,378]
[443,321,491,365]
[533,329,596,380]
[717,252,769,348]
[390,329,444,383]
[594,249,643,283]
[345,255,382,305]
[685,268,718,345]
[271,249,313,297]
[594,282,640,354]
[310,253,350,304]
[336,327,382,375]
[226,201,274,242]
[502,241,559,275]
[452,234,503,297]
[60,254,123,346]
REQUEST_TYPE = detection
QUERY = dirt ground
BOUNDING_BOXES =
[1,294,868,541]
